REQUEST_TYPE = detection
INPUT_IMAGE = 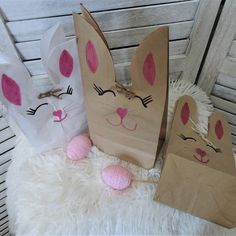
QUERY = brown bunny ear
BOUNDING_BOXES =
[73,10,115,88]
[208,112,233,152]
[171,95,198,130]
[130,26,168,98]
[79,4,109,48]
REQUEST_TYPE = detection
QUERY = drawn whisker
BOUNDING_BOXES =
[143,98,153,103]
[67,86,73,94]
[26,111,35,115]
[143,99,153,105]
[93,83,104,95]
[143,95,152,101]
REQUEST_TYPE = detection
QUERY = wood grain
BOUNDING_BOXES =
[181,0,221,82]
[211,95,236,115]
[216,73,236,90]
[229,40,236,58]
[198,0,236,94]
[0,14,19,57]
[220,56,236,78]
[7,1,198,42]
[212,84,236,104]
[0,0,189,21]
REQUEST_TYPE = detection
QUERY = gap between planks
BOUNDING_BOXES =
[6,1,198,42]
[0,0,191,21]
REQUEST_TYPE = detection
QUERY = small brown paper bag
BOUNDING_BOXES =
[73,5,169,169]
[155,95,236,228]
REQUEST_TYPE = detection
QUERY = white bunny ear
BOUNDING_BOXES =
[0,52,36,108]
[41,24,80,85]
[41,23,66,67]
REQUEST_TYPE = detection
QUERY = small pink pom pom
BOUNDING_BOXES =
[66,134,92,160]
[101,165,132,190]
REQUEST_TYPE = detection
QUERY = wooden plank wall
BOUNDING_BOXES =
[0,111,15,236]
[0,0,221,87]
[0,0,222,234]
[198,0,236,150]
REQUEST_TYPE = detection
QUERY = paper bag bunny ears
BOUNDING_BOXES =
[166,95,235,174]
[0,24,87,152]
[73,5,168,169]
[155,96,236,228]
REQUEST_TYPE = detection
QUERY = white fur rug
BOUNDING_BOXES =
[6,81,236,235]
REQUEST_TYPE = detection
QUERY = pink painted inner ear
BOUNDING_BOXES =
[181,102,190,125]
[86,40,98,73]
[1,74,21,106]
[215,120,224,140]
[143,53,156,86]
[59,50,73,77]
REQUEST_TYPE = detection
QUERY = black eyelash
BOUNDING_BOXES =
[134,95,153,108]
[178,134,196,141]
[206,144,222,153]
[58,85,73,97]
[26,103,48,115]
[93,83,116,97]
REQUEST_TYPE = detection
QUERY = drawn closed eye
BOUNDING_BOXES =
[178,133,196,141]
[93,83,116,97]
[26,103,48,115]
[206,144,222,153]
[58,85,73,97]
[134,95,153,108]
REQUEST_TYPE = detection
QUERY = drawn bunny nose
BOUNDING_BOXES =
[116,107,128,120]
[53,110,62,118]
[196,148,206,157]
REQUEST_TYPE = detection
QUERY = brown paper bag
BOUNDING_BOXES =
[155,95,236,228]
[73,5,169,169]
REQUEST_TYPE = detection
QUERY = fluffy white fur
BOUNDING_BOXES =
[6,81,236,235]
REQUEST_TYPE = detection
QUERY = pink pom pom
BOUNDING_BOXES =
[101,165,132,190]
[66,134,92,160]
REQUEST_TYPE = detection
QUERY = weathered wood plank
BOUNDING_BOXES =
[229,40,236,58]
[180,0,221,82]
[17,38,189,61]
[0,0,189,21]
[24,54,186,77]
[14,20,193,51]
[211,95,236,115]
[232,134,236,144]
[0,152,12,167]
[216,73,236,90]
[230,124,236,136]
[7,1,198,42]
[0,171,7,183]
[220,56,236,78]
[214,108,236,126]
[0,128,14,144]
[0,14,19,57]
[197,0,236,94]
[105,21,193,49]
[0,221,8,232]
[212,84,236,104]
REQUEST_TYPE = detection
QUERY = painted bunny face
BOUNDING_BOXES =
[166,96,235,175]
[0,25,87,152]
[73,6,168,168]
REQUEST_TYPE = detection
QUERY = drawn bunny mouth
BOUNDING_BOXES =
[193,154,209,164]
[106,107,137,131]
[106,118,137,131]
[54,114,67,123]
[53,110,68,123]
